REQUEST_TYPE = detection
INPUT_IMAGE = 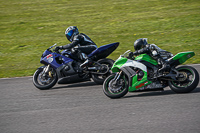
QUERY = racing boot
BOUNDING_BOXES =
[156,57,170,77]
[80,58,93,68]
[158,62,170,74]
[78,52,93,68]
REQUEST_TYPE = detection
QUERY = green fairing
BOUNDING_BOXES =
[129,71,152,91]
[135,54,158,65]
[111,56,152,90]
[173,51,195,64]
[111,57,127,72]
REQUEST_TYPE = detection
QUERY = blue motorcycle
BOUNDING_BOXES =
[33,42,119,90]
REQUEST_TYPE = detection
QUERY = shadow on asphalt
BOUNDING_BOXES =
[123,87,200,99]
[51,81,98,90]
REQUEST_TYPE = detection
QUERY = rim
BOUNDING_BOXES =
[36,68,56,86]
[172,68,194,88]
[105,75,127,95]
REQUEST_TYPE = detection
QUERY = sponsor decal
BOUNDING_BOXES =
[47,54,53,63]
[47,54,53,59]
[187,54,191,58]
[136,81,148,89]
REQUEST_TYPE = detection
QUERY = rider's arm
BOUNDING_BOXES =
[128,46,149,59]
[62,40,79,49]
[133,45,150,55]
[62,35,80,49]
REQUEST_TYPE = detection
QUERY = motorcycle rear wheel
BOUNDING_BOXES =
[91,58,114,84]
[169,66,199,93]
[103,73,128,99]
[33,66,58,90]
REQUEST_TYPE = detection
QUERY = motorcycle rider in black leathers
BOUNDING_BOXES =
[129,38,173,75]
[55,26,97,68]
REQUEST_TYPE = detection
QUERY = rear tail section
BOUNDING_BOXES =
[88,42,119,61]
[168,51,195,66]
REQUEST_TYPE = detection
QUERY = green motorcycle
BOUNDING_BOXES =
[103,50,199,98]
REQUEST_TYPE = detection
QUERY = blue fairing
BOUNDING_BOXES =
[40,42,119,70]
[40,51,73,69]
[88,42,119,60]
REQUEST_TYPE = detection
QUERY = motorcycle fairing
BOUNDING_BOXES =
[129,72,152,91]
[168,51,195,65]
[111,57,148,73]
[135,54,158,65]
[122,59,147,72]
[122,60,152,91]
[120,66,152,91]
[111,56,152,91]
[40,51,73,69]
[111,56,128,72]
[88,42,119,61]
[41,49,52,58]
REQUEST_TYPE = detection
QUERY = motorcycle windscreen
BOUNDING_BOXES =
[88,42,119,61]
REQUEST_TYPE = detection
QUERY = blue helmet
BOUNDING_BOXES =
[65,26,79,42]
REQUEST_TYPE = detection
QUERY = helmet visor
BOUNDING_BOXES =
[67,30,74,37]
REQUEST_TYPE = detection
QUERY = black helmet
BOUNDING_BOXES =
[65,26,79,42]
[134,38,148,50]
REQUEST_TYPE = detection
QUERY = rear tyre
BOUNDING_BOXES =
[33,66,58,90]
[169,66,199,93]
[103,73,129,99]
[91,58,114,84]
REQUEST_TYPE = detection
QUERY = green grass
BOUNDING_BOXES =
[0,0,200,78]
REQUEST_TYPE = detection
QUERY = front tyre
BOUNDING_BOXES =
[169,66,199,93]
[91,58,114,84]
[33,66,58,90]
[103,73,128,99]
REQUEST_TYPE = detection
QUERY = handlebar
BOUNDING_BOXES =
[49,43,57,49]
[121,50,135,60]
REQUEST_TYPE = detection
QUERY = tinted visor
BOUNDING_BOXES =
[67,30,74,37]
[66,30,74,42]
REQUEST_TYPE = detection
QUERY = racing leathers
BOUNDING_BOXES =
[57,33,97,68]
[129,44,173,73]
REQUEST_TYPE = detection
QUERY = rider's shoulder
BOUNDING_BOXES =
[73,34,81,41]
[79,33,86,37]
[148,44,158,49]
[76,33,86,39]
[149,43,157,47]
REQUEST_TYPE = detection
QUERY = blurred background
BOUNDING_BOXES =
[0,0,199,78]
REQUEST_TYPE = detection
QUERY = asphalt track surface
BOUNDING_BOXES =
[0,64,200,133]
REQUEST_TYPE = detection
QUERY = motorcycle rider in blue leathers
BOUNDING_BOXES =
[55,26,97,68]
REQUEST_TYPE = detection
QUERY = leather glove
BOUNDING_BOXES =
[128,51,138,59]
[55,46,63,51]
[128,52,134,58]
[132,51,139,56]
[71,48,79,54]
[129,51,138,57]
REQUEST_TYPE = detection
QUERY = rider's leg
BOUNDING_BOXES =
[77,45,97,68]
[157,58,170,73]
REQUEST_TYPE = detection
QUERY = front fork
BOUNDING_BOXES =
[43,64,50,73]
[112,71,123,85]
[42,65,53,78]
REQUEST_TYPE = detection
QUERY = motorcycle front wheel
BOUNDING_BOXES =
[33,66,58,90]
[169,66,199,93]
[103,73,129,99]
